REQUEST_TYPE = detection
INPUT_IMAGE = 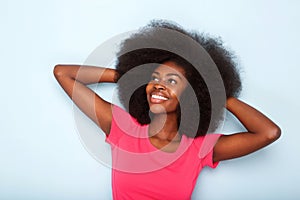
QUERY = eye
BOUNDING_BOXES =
[167,78,177,85]
[151,75,160,82]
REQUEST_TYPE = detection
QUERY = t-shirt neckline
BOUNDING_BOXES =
[144,124,189,155]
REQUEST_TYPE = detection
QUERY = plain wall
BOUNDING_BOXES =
[1,0,299,199]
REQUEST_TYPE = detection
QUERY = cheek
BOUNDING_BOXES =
[169,90,179,100]
[145,83,152,94]
[170,87,185,100]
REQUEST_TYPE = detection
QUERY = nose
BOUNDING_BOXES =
[153,83,166,90]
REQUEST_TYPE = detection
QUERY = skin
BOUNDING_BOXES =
[146,62,188,152]
[53,61,281,162]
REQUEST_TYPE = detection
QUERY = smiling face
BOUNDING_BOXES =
[146,61,188,114]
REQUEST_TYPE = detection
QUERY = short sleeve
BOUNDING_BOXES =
[105,105,143,146]
[197,134,222,168]
[106,106,130,145]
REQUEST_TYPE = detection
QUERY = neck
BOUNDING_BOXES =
[149,112,181,141]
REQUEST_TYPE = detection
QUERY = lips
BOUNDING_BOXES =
[149,92,169,103]
[151,94,168,100]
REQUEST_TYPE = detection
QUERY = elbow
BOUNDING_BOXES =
[53,64,60,78]
[266,125,281,143]
[53,64,65,79]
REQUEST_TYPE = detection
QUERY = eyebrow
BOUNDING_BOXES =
[152,71,183,80]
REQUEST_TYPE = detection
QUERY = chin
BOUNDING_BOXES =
[149,104,167,114]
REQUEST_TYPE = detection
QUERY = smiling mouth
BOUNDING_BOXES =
[151,94,168,101]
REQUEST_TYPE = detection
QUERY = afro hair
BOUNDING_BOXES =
[115,19,242,137]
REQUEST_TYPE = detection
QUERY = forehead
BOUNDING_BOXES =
[154,61,186,76]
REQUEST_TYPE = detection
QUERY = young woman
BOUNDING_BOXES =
[54,20,281,199]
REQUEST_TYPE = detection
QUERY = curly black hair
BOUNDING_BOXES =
[115,19,242,137]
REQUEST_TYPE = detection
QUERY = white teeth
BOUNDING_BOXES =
[152,94,168,100]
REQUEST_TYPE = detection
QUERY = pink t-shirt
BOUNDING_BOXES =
[106,106,222,200]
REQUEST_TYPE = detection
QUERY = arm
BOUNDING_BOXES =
[53,64,119,135]
[213,97,281,162]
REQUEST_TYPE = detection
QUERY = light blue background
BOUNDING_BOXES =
[1,0,299,199]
